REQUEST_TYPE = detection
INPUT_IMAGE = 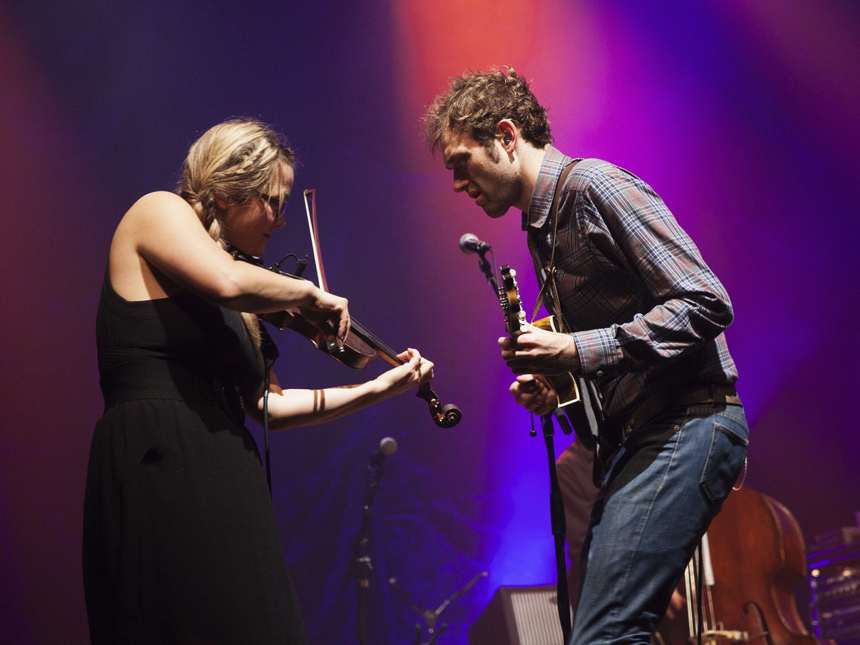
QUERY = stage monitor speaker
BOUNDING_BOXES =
[468,585,571,645]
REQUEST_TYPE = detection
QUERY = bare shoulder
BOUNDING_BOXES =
[114,191,208,250]
[136,190,189,208]
[123,191,196,226]
[110,191,205,300]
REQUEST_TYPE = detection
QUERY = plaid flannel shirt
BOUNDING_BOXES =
[524,146,738,420]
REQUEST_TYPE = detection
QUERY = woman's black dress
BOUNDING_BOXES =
[83,269,306,644]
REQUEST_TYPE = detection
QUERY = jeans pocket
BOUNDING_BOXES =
[699,411,749,507]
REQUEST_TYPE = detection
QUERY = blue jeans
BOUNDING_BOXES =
[569,402,749,645]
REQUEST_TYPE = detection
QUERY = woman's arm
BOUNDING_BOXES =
[110,191,349,340]
[245,350,434,431]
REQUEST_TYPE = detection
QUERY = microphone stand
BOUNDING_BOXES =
[352,454,386,645]
[476,249,499,293]
[389,572,488,645]
[541,414,572,643]
[466,243,572,643]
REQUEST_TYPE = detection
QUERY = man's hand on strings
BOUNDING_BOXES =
[510,375,557,417]
[498,323,581,376]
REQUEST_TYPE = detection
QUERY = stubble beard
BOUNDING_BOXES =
[480,169,522,219]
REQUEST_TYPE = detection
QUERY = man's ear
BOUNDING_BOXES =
[496,119,517,150]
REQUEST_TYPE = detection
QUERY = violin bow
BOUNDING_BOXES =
[301,190,461,429]
[303,189,328,292]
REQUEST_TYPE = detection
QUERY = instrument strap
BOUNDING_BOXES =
[532,161,577,330]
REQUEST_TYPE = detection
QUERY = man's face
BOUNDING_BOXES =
[440,128,522,219]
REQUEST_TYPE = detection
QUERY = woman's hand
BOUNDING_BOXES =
[297,287,351,345]
[375,349,434,396]
[510,374,557,417]
[249,348,434,431]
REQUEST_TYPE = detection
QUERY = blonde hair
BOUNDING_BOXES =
[177,118,296,348]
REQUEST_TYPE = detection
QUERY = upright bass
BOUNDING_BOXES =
[654,486,828,645]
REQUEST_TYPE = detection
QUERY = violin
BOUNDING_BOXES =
[654,486,827,645]
[256,189,461,429]
[259,303,461,428]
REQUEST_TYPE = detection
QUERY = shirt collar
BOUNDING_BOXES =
[522,145,575,231]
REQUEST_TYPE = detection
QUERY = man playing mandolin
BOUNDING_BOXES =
[424,67,749,645]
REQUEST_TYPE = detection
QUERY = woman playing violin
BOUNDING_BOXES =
[82,118,434,644]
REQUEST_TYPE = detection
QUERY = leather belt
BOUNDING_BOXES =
[622,383,742,440]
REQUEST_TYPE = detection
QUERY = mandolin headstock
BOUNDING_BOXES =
[500,265,527,337]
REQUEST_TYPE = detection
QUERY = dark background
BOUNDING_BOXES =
[2,1,858,643]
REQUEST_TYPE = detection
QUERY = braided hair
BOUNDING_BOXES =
[177,118,296,347]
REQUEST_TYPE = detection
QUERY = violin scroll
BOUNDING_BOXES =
[416,384,462,428]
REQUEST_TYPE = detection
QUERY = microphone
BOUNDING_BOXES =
[459,233,491,255]
[369,437,398,469]
[293,257,309,277]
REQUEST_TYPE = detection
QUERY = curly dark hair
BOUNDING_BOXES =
[424,66,553,156]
